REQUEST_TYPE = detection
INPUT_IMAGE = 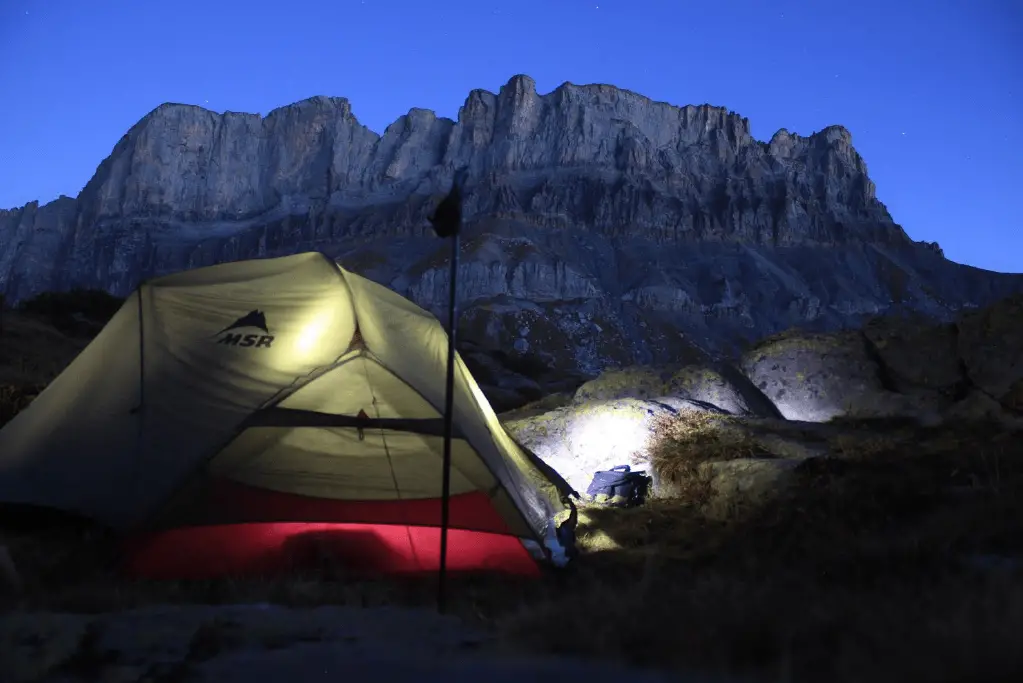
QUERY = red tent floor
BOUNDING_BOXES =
[121,479,542,579]
[122,522,542,579]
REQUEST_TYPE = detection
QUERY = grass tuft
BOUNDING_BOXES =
[644,409,770,502]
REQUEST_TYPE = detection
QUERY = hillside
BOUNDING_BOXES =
[3,76,1022,410]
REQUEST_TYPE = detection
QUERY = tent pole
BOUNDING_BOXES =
[136,283,146,411]
[438,229,459,614]
[428,169,466,615]
[132,282,148,515]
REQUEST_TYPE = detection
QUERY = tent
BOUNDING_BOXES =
[0,252,576,579]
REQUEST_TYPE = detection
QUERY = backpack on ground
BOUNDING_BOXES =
[584,465,652,507]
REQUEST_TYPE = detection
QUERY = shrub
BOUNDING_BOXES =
[16,289,124,334]
[0,383,44,427]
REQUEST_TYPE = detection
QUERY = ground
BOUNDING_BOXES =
[1,301,1022,682]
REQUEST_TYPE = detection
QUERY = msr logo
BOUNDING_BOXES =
[214,310,275,349]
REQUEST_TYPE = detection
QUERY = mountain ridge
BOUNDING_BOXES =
[3,76,891,229]
[1,74,1020,408]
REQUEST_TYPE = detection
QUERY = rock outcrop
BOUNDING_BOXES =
[738,328,935,423]
[543,293,1023,427]
[0,604,694,683]
[3,75,1022,407]
[504,397,684,494]
[503,294,1023,503]
[571,360,781,418]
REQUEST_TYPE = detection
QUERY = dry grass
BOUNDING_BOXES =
[499,417,1023,681]
[2,313,1023,682]
[644,409,771,503]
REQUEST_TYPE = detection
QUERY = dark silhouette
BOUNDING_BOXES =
[217,309,269,335]
[428,168,469,238]
[429,167,469,614]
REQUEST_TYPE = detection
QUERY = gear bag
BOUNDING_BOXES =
[584,465,652,507]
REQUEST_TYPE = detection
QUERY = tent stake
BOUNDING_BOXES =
[428,170,466,614]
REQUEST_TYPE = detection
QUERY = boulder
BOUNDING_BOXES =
[738,328,931,423]
[861,314,965,397]
[503,398,687,494]
[572,361,779,417]
[571,365,670,403]
[497,391,575,422]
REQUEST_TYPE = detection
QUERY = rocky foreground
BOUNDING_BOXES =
[3,605,697,683]
[1,289,1022,682]
[504,292,1023,500]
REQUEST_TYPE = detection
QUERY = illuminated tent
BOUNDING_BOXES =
[0,252,576,578]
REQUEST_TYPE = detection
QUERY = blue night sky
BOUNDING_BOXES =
[1,0,1020,272]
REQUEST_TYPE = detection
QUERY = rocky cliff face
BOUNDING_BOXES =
[3,75,1021,408]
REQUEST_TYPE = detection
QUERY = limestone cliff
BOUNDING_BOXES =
[2,75,1021,406]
